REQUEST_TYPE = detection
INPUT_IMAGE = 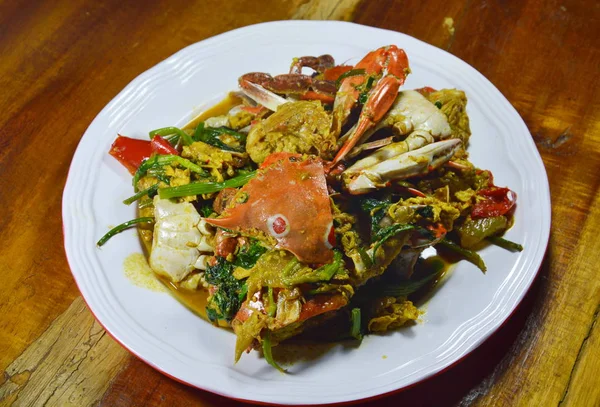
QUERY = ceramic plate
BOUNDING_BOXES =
[62,21,550,405]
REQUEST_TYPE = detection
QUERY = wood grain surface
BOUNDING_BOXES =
[0,0,598,406]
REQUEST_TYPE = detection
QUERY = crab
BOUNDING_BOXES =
[204,153,335,264]
[238,46,463,195]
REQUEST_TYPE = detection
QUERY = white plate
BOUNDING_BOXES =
[62,21,550,405]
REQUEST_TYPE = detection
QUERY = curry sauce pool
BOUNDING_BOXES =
[158,275,230,328]
[183,93,243,131]
[123,253,167,292]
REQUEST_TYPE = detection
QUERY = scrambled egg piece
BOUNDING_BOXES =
[246,101,336,164]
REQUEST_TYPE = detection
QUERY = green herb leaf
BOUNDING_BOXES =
[371,224,415,263]
[235,240,267,269]
[205,256,247,322]
[416,205,434,218]
[197,201,215,218]
[132,154,208,190]
[359,197,391,236]
[358,92,368,105]
[193,123,246,152]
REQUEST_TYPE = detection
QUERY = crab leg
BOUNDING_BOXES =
[289,54,335,74]
[239,75,288,112]
[239,72,337,111]
[344,138,462,194]
[328,46,410,168]
[345,131,435,174]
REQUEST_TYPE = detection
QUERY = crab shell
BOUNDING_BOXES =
[205,154,334,264]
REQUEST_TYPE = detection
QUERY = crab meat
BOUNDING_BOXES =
[149,197,214,282]
[343,138,462,194]
[373,90,452,140]
[205,154,334,264]
[345,131,434,175]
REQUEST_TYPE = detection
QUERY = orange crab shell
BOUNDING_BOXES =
[205,154,335,264]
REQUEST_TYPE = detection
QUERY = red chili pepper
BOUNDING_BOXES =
[240,105,266,115]
[321,65,353,81]
[427,222,447,239]
[109,134,178,174]
[150,135,179,155]
[109,135,153,174]
[415,86,437,96]
[299,91,335,104]
[471,187,517,218]
[407,187,427,197]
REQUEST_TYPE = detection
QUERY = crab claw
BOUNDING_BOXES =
[328,46,411,170]
[343,138,462,194]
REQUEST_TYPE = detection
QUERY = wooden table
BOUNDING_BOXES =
[1,0,598,405]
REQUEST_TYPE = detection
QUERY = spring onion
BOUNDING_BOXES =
[149,126,193,146]
[158,171,256,199]
[138,200,154,209]
[262,330,285,373]
[96,217,154,247]
[488,236,524,252]
[350,308,362,340]
[267,287,276,317]
[123,184,158,205]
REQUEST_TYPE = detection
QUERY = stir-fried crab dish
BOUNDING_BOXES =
[100,46,522,370]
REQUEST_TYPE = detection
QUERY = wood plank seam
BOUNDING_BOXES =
[558,300,600,406]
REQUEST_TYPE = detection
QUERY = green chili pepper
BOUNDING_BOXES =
[487,236,524,252]
[438,238,487,272]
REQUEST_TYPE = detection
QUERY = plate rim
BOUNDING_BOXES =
[62,20,551,405]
